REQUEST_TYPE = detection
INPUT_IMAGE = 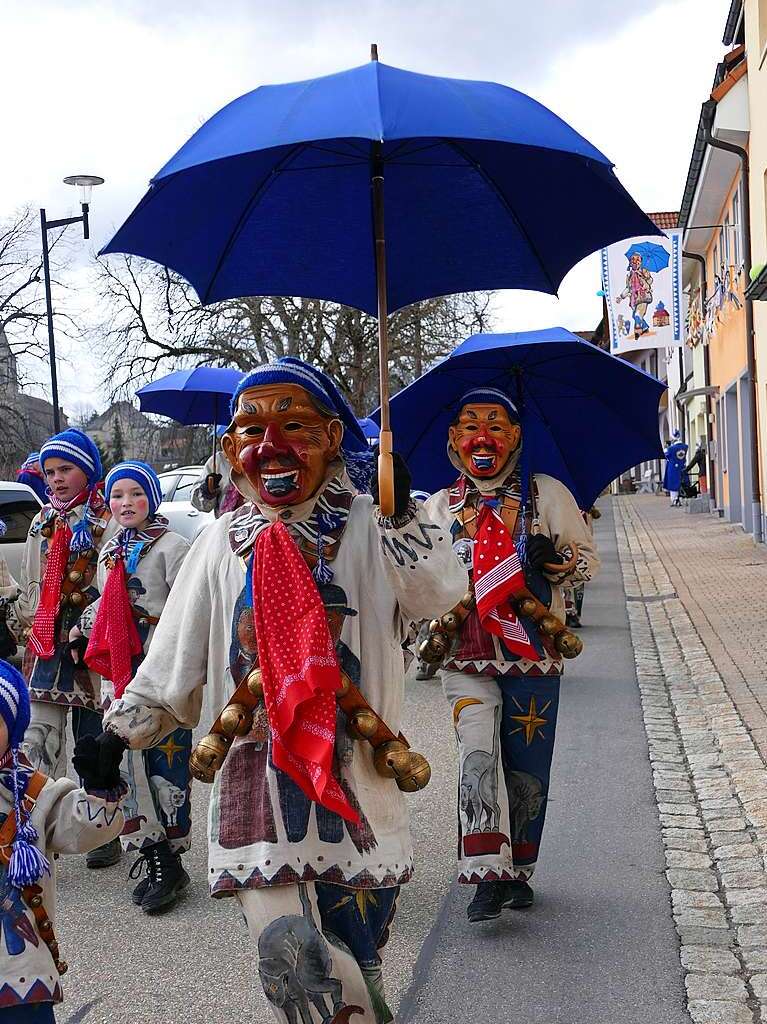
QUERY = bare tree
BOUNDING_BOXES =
[93,255,496,414]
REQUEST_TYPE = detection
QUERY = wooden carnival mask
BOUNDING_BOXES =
[222,383,344,506]
[448,402,521,479]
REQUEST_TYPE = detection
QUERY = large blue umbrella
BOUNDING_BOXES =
[103,52,660,512]
[373,327,665,509]
[103,56,658,313]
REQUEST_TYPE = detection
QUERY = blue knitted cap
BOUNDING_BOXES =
[454,387,520,423]
[105,461,163,517]
[231,357,373,490]
[0,660,30,751]
[40,428,103,485]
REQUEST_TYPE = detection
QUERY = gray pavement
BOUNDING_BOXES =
[56,502,688,1024]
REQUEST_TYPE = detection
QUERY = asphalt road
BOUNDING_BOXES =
[57,500,689,1024]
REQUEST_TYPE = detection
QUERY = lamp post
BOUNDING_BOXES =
[41,174,104,433]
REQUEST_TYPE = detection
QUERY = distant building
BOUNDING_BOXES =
[0,325,67,477]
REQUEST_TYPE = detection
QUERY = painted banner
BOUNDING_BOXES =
[601,229,683,355]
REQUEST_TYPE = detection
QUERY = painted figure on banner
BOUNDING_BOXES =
[86,357,466,1024]
[421,387,599,923]
[615,251,655,339]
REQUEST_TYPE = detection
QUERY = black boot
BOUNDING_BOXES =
[467,880,508,923]
[128,852,152,906]
[86,837,121,869]
[504,879,534,909]
[140,840,190,914]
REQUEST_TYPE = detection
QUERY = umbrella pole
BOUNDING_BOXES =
[212,395,218,467]
[372,154,395,516]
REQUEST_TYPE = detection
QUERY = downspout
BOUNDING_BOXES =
[701,99,762,542]
[683,249,715,505]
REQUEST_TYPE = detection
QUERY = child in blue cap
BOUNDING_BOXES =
[72,461,192,914]
[14,428,119,869]
[0,659,126,1022]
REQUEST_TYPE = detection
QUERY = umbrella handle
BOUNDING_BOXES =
[378,429,395,516]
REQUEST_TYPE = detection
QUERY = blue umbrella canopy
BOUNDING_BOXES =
[102,58,660,314]
[136,366,244,425]
[357,416,380,442]
[373,327,665,509]
[625,241,670,273]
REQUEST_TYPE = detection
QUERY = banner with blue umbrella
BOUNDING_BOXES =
[103,49,661,513]
[372,327,665,509]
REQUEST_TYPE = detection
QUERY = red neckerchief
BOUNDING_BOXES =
[473,501,540,661]
[85,556,143,698]
[28,487,91,660]
[251,521,358,823]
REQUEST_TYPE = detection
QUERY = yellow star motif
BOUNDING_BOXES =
[329,889,379,922]
[510,695,552,746]
[157,735,185,769]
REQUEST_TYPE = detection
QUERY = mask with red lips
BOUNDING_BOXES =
[448,402,521,480]
[222,383,344,506]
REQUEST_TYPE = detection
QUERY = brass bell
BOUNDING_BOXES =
[460,590,475,609]
[539,615,560,637]
[41,525,53,539]
[428,618,441,634]
[189,732,231,783]
[68,570,83,584]
[29,894,42,908]
[219,702,253,737]
[337,674,351,698]
[57,960,69,976]
[373,739,411,779]
[555,631,583,659]
[418,632,448,665]
[394,751,432,793]
[246,668,263,699]
[440,611,460,633]
[40,919,52,932]
[68,591,84,607]
[517,597,538,618]
[347,710,378,740]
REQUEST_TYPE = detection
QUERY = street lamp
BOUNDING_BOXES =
[41,174,104,433]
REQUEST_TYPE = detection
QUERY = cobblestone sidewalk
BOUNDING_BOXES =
[616,498,767,1024]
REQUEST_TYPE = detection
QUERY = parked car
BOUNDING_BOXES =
[0,481,43,580]
[157,466,214,542]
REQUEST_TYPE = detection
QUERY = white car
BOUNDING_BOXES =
[0,481,43,580]
[157,466,214,542]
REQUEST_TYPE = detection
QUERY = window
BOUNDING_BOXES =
[159,473,179,499]
[0,491,40,544]
[172,474,200,502]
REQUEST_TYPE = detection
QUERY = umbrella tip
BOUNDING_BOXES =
[370,42,379,61]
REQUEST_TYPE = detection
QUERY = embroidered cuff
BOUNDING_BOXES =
[82,780,128,803]
[375,498,418,530]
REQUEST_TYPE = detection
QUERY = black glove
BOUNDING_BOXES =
[370,448,412,518]
[526,533,561,572]
[64,634,89,667]
[72,731,127,791]
[203,472,222,499]
[0,618,16,661]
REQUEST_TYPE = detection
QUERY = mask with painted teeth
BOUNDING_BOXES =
[223,383,344,507]
[448,402,521,480]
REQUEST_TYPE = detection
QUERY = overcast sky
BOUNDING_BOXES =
[2,0,725,413]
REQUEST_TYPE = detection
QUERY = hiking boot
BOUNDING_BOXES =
[140,840,190,914]
[128,852,152,905]
[86,837,121,869]
[504,879,534,909]
[565,612,582,629]
[467,880,508,923]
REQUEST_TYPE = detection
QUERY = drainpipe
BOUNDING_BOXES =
[702,99,762,542]
[683,249,715,505]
